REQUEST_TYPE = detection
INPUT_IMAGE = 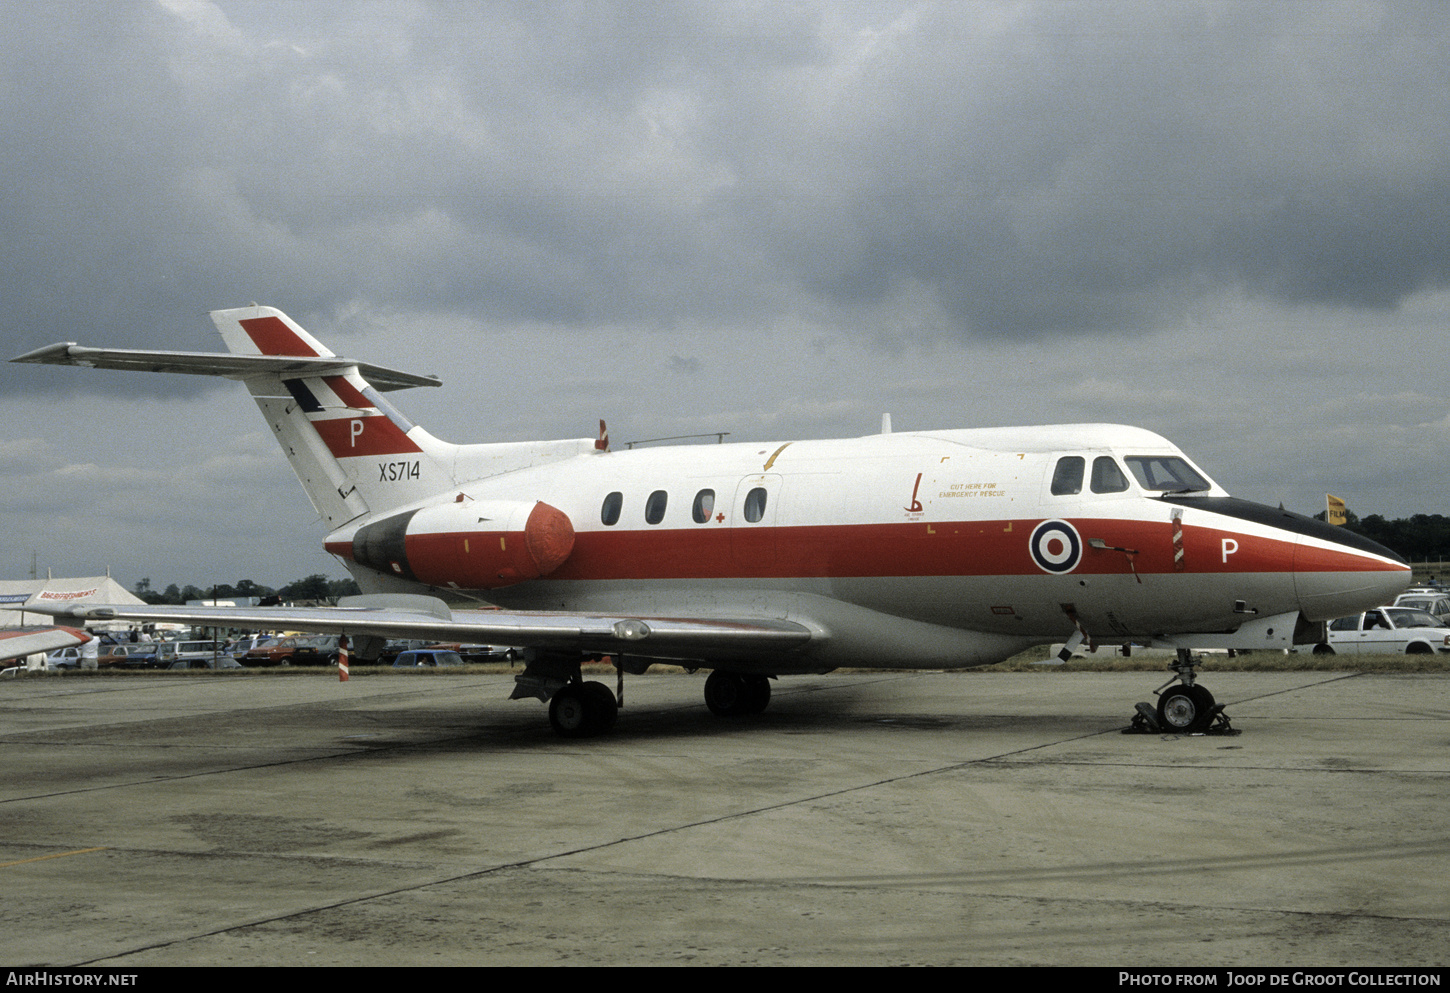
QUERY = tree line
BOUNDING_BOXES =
[131,574,361,605]
[1319,512,1450,564]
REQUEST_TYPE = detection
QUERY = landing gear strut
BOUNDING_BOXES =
[1126,649,1236,735]
[514,651,624,738]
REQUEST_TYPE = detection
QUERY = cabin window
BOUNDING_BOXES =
[645,490,668,525]
[1050,456,1084,495]
[1124,456,1211,493]
[601,492,622,526]
[743,487,768,523]
[1090,456,1129,494]
[692,489,716,523]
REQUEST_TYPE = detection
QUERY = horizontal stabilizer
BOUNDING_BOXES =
[10,343,441,393]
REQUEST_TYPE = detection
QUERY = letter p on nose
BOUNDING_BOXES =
[1222,538,1239,563]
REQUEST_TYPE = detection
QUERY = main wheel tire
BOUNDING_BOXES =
[705,671,748,716]
[549,685,593,738]
[549,682,618,737]
[580,680,618,732]
[742,675,772,714]
[1156,684,1214,733]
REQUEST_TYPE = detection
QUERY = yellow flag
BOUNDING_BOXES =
[1326,494,1347,526]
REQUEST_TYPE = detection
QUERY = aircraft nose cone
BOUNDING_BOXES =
[1294,529,1411,622]
[1161,495,1410,622]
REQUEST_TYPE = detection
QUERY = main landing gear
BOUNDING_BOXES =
[549,670,773,737]
[1127,649,1236,735]
[527,656,776,737]
[703,671,773,717]
[548,679,619,738]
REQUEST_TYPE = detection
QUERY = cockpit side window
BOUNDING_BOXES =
[1050,456,1085,495]
[1090,456,1129,494]
[1123,456,1211,493]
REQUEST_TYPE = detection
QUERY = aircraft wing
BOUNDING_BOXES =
[18,596,819,666]
[0,626,91,662]
[10,343,441,392]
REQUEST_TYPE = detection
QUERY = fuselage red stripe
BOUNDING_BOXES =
[386,517,1401,587]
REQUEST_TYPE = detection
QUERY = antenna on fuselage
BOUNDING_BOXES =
[881,413,892,434]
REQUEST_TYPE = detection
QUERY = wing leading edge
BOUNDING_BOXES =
[19,595,819,667]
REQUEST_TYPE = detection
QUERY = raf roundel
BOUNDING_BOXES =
[1030,519,1082,574]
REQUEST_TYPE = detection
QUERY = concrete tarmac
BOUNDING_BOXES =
[1,668,1446,967]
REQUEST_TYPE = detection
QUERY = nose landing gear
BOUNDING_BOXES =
[1127,649,1237,735]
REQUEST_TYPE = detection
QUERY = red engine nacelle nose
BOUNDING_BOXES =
[345,499,576,589]
[518,500,575,579]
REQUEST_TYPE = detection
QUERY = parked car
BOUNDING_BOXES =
[1392,592,1450,622]
[1318,607,1450,654]
[224,635,274,661]
[427,642,521,664]
[155,640,233,668]
[392,650,465,669]
[376,639,432,666]
[97,644,133,667]
[241,634,340,667]
[45,646,87,670]
[168,657,244,670]
[98,643,166,669]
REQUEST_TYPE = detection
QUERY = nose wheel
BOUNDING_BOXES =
[1126,649,1236,735]
[1156,682,1216,732]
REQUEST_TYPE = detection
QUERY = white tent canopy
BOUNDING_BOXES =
[0,576,145,630]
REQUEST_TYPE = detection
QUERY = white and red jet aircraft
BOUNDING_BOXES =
[14,306,1410,736]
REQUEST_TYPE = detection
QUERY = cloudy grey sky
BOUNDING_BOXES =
[4,0,1450,590]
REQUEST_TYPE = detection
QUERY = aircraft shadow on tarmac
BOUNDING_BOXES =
[327,689,1125,753]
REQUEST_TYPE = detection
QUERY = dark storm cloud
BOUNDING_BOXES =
[4,0,1450,398]
[729,1,1450,336]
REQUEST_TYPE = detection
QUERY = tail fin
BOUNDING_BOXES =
[13,305,604,531]
[209,306,458,527]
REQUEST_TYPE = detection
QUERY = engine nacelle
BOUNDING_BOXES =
[349,499,575,589]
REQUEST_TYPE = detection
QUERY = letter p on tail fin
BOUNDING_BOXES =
[13,305,586,537]
[207,307,458,527]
